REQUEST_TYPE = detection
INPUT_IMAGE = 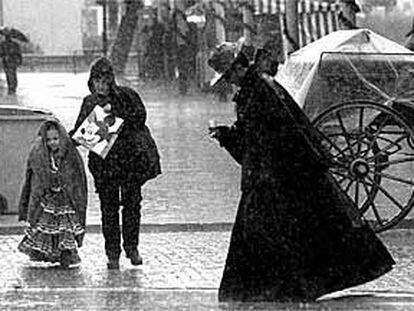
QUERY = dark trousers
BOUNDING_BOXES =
[98,180,142,260]
[4,66,17,94]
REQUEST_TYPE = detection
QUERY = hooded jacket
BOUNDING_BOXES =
[71,57,161,189]
[19,120,88,226]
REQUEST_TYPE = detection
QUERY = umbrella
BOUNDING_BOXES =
[0,27,29,42]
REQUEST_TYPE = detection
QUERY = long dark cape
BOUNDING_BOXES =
[217,69,395,302]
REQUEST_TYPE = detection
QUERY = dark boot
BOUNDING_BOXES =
[60,250,81,269]
[107,257,120,270]
[126,249,143,266]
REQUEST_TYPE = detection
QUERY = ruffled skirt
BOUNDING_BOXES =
[18,193,84,264]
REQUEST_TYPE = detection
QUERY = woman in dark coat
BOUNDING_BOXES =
[70,57,161,269]
[208,50,395,302]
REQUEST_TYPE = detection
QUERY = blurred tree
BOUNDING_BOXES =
[109,0,144,74]
[108,0,119,39]
[285,0,299,53]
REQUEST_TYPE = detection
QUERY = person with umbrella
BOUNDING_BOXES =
[207,45,395,302]
[0,28,24,95]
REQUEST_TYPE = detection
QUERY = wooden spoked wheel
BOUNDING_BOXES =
[312,100,414,232]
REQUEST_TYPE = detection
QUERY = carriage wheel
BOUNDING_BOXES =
[312,100,414,232]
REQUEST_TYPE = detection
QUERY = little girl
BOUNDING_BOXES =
[18,120,87,268]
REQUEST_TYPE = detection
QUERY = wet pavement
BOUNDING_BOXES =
[1,230,414,310]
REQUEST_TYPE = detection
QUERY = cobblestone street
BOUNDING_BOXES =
[1,230,414,310]
[0,231,229,291]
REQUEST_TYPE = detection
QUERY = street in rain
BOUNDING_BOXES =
[2,0,414,310]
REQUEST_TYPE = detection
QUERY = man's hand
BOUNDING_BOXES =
[209,125,228,141]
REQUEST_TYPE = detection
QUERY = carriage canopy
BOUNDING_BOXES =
[276,29,414,121]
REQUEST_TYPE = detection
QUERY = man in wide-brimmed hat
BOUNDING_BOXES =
[207,40,256,101]
[207,42,236,101]
[207,41,252,88]
[207,39,395,303]
[208,42,278,91]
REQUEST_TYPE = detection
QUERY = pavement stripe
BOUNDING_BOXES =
[0,287,218,293]
[3,218,414,235]
[323,290,414,299]
[0,223,234,235]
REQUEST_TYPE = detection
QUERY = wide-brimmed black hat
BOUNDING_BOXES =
[207,42,250,86]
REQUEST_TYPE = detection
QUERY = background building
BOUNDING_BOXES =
[357,0,414,45]
[1,0,84,55]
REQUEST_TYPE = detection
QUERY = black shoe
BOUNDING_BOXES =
[126,250,143,266]
[60,251,81,269]
[107,258,120,270]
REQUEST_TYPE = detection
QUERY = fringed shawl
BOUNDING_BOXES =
[18,120,88,226]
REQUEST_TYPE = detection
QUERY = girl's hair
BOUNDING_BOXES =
[34,119,71,163]
[44,121,60,133]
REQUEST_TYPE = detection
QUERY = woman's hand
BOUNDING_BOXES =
[90,93,111,109]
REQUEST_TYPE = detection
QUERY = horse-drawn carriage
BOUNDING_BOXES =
[277,29,414,232]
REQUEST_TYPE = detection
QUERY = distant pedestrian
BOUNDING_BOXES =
[144,16,165,81]
[0,193,7,214]
[208,48,395,302]
[0,34,22,94]
[70,57,161,270]
[18,120,87,268]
